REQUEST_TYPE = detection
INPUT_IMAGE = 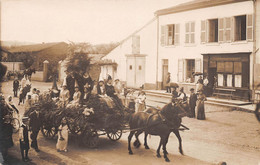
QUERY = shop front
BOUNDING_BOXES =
[203,53,251,101]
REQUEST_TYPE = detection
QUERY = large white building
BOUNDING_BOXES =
[101,0,260,101]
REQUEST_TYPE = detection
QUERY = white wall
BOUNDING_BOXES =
[2,62,24,71]
[103,18,158,85]
[158,1,254,84]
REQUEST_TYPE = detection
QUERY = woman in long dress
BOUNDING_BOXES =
[196,90,207,120]
[97,81,114,108]
[67,86,81,108]
[56,118,69,152]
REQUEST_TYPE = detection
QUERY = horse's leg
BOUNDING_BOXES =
[156,138,162,158]
[144,132,150,149]
[173,129,183,155]
[162,135,170,162]
[134,130,142,148]
[128,131,135,155]
[164,133,170,155]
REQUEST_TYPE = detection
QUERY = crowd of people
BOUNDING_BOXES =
[1,69,210,163]
[166,73,208,120]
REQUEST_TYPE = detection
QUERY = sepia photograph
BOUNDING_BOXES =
[0,0,260,164]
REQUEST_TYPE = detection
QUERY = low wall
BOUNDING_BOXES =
[31,71,44,81]
[2,62,24,71]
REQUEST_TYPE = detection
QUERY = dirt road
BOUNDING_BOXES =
[1,81,260,165]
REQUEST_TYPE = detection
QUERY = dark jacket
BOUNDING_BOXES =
[189,93,197,108]
[13,80,19,90]
[20,124,30,150]
[97,85,106,95]
[29,111,42,132]
[105,84,116,98]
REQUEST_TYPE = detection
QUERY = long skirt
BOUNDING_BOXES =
[196,100,205,120]
[56,125,68,151]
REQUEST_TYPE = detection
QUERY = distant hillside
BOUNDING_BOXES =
[1,40,38,47]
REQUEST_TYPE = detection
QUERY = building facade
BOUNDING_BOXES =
[101,0,260,101]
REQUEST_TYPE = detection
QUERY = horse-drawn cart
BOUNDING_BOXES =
[36,94,129,148]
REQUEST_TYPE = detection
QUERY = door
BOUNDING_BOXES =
[126,58,135,87]
[126,55,145,88]
[135,57,145,88]
[162,59,168,89]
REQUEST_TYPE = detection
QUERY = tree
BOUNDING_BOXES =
[22,54,34,69]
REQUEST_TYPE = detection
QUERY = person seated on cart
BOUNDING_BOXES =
[7,95,19,114]
[67,85,81,108]
[97,80,115,108]
[105,76,124,109]
[59,84,70,108]
[82,83,91,104]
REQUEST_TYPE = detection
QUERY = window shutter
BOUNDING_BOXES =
[247,14,253,41]
[165,25,169,46]
[178,59,184,82]
[195,58,201,73]
[225,17,231,42]
[231,17,235,42]
[191,22,195,43]
[201,20,206,43]
[185,23,190,43]
[160,26,166,46]
[174,24,180,45]
[218,18,224,42]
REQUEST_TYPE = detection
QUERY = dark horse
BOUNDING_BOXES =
[18,85,31,105]
[142,102,190,156]
[128,102,188,162]
[24,68,36,80]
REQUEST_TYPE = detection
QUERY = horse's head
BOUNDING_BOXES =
[161,101,189,119]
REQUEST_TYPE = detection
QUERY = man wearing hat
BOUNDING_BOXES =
[13,78,19,97]
[29,108,41,152]
[189,88,197,118]
[19,117,31,162]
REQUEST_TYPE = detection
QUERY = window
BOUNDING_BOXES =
[139,65,142,70]
[201,20,206,43]
[167,24,175,45]
[234,15,246,41]
[185,59,195,83]
[161,24,180,46]
[129,65,132,70]
[178,58,200,83]
[208,19,218,42]
[185,22,195,44]
[216,61,244,88]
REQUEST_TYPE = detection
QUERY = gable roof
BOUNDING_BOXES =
[8,42,67,53]
[155,0,251,16]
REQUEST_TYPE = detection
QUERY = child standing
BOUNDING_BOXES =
[19,117,31,162]
[189,88,197,118]
[56,118,69,152]
[126,89,136,111]
[137,91,146,112]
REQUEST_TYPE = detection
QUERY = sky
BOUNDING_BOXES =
[1,0,191,44]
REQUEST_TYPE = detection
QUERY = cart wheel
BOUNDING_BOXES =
[107,129,122,141]
[41,126,57,139]
[11,118,20,133]
[255,104,260,122]
[82,131,99,148]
